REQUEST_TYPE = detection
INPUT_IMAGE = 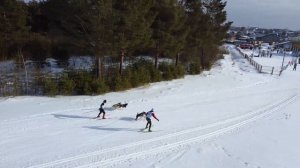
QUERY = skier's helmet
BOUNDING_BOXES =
[103,100,107,103]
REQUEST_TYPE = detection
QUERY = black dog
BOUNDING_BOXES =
[112,102,128,109]
[135,112,146,120]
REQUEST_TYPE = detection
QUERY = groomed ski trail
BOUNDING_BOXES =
[28,93,299,168]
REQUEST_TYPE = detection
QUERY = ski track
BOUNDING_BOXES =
[151,147,189,168]
[0,81,275,131]
[27,93,299,168]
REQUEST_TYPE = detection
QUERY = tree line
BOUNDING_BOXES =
[0,0,231,96]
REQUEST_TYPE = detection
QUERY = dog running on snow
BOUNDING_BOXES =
[112,102,128,109]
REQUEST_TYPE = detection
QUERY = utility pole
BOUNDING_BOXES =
[297,48,300,64]
[281,48,286,70]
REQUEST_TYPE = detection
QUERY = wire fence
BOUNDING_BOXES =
[236,47,288,76]
[0,56,176,96]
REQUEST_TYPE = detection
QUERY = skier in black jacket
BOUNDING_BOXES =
[97,100,107,119]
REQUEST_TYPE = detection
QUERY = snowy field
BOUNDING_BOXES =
[1,45,300,168]
[241,48,296,68]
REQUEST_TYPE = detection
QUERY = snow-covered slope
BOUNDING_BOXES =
[1,45,300,168]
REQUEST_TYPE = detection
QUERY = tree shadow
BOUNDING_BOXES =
[52,114,94,119]
[83,126,139,132]
[119,117,136,122]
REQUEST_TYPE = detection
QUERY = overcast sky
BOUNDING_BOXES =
[225,0,300,30]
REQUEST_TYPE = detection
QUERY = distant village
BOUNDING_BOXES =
[226,26,300,57]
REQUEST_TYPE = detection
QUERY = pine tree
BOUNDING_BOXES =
[203,0,232,45]
[44,0,113,79]
[150,0,181,68]
[112,0,155,74]
[0,0,29,60]
[168,2,189,66]
[76,0,113,79]
[201,0,232,67]
[182,0,208,68]
[27,0,48,34]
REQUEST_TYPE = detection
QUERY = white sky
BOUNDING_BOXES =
[225,0,300,30]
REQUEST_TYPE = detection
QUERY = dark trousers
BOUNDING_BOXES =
[97,109,105,118]
[146,117,152,131]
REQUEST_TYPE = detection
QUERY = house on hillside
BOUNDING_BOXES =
[292,42,300,59]
[256,33,282,44]
[290,36,300,42]
[275,41,293,50]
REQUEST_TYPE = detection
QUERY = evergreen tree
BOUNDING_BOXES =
[168,2,189,66]
[203,0,232,45]
[43,0,80,37]
[182,0,230,69]
[112,0,155,74]
[202,0,232,67]
[76,0,113,79]
[44,0,113,79]
[150,0,182,68]
[27,0,48,34]
[182,0,208,68]
[0,0,29,59]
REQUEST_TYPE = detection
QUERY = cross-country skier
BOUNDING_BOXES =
[97,100,107,119]
[293,61,297,71]
[145,108,159,132]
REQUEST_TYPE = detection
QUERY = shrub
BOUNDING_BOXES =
[60,74,75,95]
[121,75,132,90]
[159,63,173,80]
[91,79,109,94]
[44,77,58,96]
[83,82,92,95]
[68,71,93,95]
[188,62,201,75]
[138,67,151,84]
[175,64,185,78]
[149,66,162,82]
[130,70,141,87]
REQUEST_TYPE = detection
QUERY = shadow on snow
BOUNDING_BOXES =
[83,126,140,132]
[52,114,94,119]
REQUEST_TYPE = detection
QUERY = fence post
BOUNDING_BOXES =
[260,65,262,73]
[279,70,282,76]
[271,67,274,75]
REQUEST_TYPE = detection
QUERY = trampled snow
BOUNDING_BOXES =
[1,45,300,168]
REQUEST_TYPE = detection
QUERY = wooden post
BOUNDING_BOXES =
[175,53,180,66]
[260,65,263,73]
[19,47,28,95]
[155,52,159,69]
[97,57,102,79]
[119,49,125,75]
[279,70,282,76]
[201,47,204,69]
[271,67,274,75]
